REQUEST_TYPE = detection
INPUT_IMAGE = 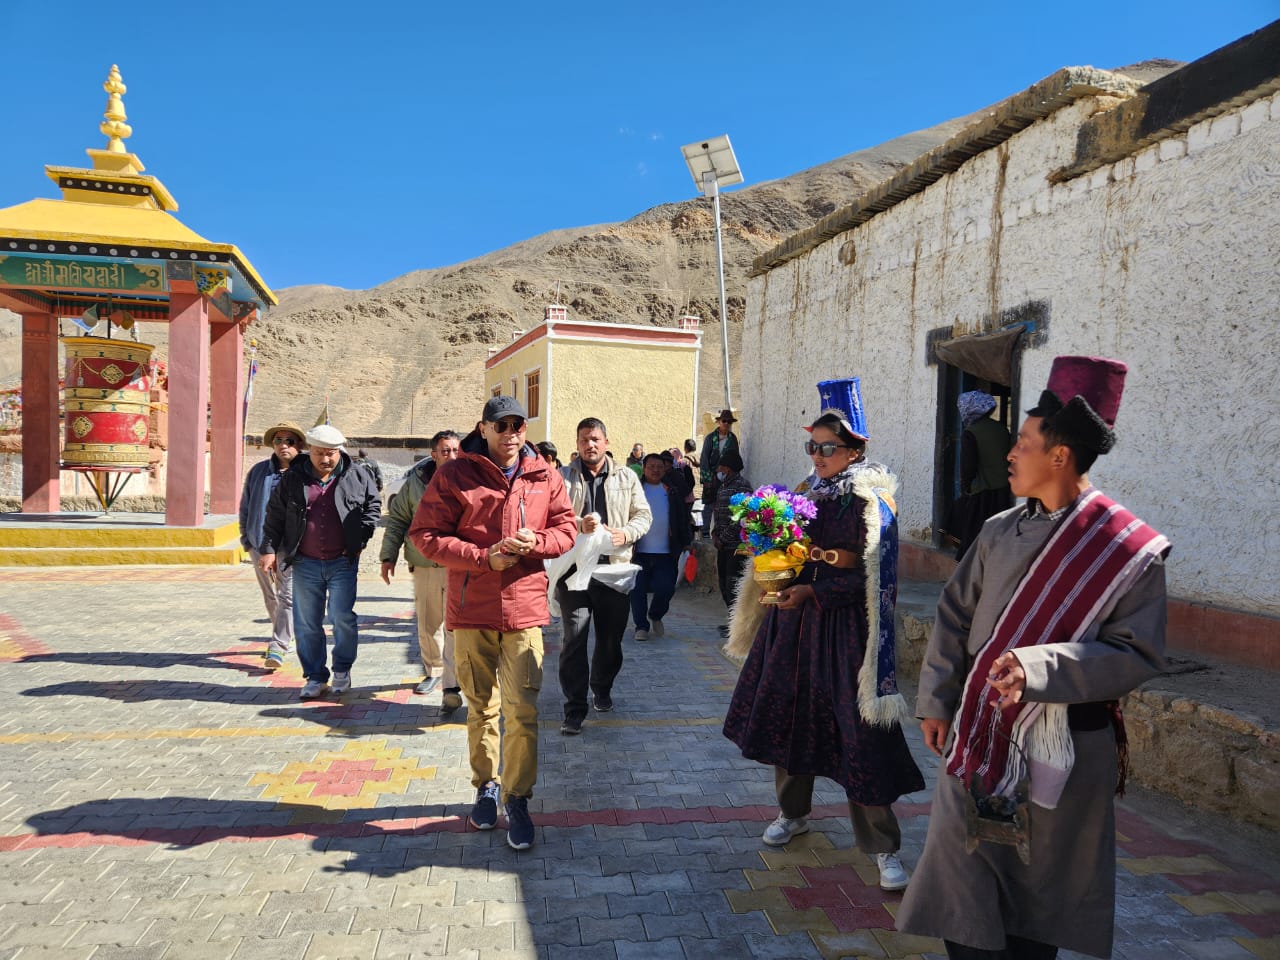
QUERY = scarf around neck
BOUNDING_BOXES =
[945,487,1170,807]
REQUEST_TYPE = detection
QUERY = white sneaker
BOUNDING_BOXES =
[876,852,910,891]
[762,814,810,846]
[330,671,352,695]
[651,619,665,637]
[299,680,328,700]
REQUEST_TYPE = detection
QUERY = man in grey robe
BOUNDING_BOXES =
[897,356,1170,960]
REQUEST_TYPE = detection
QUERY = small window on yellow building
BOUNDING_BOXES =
[511,377,518,398]
[526,370,541,419]
[491,384,502,398]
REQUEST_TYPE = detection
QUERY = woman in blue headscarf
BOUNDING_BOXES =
[947,391,1012,559]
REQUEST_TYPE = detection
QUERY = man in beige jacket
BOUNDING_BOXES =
[556,417,652,735]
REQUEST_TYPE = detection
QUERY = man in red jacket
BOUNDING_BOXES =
[408,396,577,850]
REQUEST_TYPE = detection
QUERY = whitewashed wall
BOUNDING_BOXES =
[742,91,1280,614]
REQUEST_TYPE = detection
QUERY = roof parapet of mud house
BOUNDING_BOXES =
[749,66,1144,277]
[1051,18,1280,182]
[752,19,1280,278]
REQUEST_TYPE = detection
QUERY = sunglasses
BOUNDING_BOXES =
[272,437,299,447]
[490,418,527,434]
[804,440,854,457]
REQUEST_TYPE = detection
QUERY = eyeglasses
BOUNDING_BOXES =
[804,440,854,457]
[272,437,298,447]
[490,418,526,434]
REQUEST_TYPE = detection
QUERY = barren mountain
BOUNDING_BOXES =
[1,62,1179,438]
[248,120,982,437]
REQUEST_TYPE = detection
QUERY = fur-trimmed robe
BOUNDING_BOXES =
[721,464,923,805]
[725,463,908,725]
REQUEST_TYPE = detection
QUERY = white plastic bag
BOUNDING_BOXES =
[591,561,641,595]
[545,526,640,616]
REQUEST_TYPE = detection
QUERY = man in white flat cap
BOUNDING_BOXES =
[259,424,382,699]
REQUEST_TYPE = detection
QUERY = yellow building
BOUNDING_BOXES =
[485,305,702,459]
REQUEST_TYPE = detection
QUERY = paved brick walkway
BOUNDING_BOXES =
[1,564,1276,959]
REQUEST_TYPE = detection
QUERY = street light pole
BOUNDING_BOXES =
[681,135,743,413]
[704,170,733,411]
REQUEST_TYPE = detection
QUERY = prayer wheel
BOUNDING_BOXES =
[61,336,156,467]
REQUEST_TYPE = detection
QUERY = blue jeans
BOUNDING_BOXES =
[630,552,678,630]
[292,556,359,683]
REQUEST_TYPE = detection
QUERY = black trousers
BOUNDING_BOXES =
[556,576,631,723]
[701,479,720,534]
[944,937,1058,960]
[717,546,747,610]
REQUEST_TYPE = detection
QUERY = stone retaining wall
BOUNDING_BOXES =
[1124,688,1278,831]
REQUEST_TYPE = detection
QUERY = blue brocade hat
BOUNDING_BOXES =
[815,377,870,441]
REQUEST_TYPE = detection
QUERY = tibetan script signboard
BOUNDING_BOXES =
[0,255,166,292]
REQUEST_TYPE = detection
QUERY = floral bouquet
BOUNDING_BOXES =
[728,485,818,573]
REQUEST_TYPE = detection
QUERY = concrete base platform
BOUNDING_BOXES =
[0,512,243,565]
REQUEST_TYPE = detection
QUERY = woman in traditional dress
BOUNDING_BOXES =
[722,384,924,891]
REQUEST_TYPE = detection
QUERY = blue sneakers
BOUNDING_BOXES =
[469,781,500,830]
[505,796,534,850]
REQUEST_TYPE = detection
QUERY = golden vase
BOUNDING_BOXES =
[752,547,805,604]
[754,566,800,603]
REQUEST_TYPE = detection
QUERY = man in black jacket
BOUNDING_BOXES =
[259,424,382,700]
[629,453,693,640]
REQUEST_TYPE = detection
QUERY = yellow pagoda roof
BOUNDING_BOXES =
[0,199,212,247]
[0,65,276,307]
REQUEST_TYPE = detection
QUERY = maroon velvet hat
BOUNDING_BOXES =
[1027,355,1128,454]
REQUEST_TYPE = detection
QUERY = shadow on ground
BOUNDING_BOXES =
[24,796,524,878]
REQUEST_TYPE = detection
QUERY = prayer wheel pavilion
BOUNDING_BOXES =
[0,65,276,538]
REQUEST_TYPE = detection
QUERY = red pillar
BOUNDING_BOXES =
[208,322,244,516]
[20,311,60,513]
[166,291,210,526]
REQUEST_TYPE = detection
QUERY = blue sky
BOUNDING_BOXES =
[5,3,1274,293]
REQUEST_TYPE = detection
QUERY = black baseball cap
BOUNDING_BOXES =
[482,396,528,422]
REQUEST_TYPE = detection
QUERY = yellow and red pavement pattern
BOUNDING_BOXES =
[0,612,53,661]
[250,739,437,812]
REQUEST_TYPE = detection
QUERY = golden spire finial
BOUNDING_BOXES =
[99,64,133,154]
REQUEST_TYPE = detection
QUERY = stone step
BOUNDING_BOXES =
[0,543,244,565]
[0,518,239,549]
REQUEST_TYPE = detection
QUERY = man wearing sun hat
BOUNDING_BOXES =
[898,356,1171,960]
[258,423,383,701]
[239,421,305,669]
